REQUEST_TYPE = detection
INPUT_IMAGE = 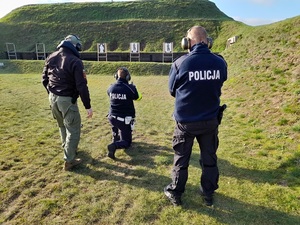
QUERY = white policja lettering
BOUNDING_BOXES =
[189,70,220,81]
[110,93,127,100]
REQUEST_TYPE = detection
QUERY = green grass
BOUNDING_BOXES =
[0,60,172,76]
[0,74,299,224]
[0,0,234,53]
[2,0,231,23]
[0,1,299,223]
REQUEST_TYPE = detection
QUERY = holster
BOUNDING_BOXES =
[217,104,227,124]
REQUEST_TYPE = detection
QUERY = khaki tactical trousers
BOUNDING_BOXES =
[49,93,81,162]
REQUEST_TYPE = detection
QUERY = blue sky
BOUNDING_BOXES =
[211,0,300,26]
[0,0,299,26]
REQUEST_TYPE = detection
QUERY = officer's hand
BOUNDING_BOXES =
[86,108,93,118]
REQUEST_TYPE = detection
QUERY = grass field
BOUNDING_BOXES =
[0,73,299,224]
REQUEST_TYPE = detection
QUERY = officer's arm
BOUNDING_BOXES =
[74,61,91,110]
[168,65,177,97]
[41,63,49,94]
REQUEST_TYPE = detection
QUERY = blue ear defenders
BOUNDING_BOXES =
[114,67,131,81]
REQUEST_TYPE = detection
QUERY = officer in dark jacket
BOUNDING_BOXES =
[42,34,93,171]
[107,67,142,159]
[164,26,227,206]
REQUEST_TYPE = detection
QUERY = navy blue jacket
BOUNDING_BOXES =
[169,43,227,123]
[107,78,140,117]
[42,41,91,109]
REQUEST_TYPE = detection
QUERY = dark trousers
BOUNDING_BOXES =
[165,118,219,197]
[108,117,132,149]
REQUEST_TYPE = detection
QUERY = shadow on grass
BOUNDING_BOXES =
[185,153,299,223]
[184,189,300,224]
[72,142,299,224]
[219,157,299,187]
[187,150,300,187]
[74,141,173,192]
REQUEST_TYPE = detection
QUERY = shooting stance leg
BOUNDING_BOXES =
[196,120,219,196]
[165,122,194,195]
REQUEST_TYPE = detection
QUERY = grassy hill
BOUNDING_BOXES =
[1,0,232,23]
[0,0,234,54]
[0,1,299,224]
[221,15,300,180]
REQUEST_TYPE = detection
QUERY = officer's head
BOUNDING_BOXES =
[114,67,131,81]
[181,26,213,50]
[64,34,82,51]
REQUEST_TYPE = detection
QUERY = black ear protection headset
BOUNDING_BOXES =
[181,36,191,50]
[207,37,213,49]
[72,35,82,51]
[65,34,82,51]
[114,67,131,81]
[181,28,213,50]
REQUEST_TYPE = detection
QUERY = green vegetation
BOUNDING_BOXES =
[0,0,233,53]
[1,0,231,23]
[0,60,171,75]
[0,73,299,224]
[0,0,300,224]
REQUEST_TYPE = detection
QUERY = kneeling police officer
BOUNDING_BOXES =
[107,67,142,159]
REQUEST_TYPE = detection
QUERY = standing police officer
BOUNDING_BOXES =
[107,67,142,159]
[164,26,227,206]
[42,34,93,171]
